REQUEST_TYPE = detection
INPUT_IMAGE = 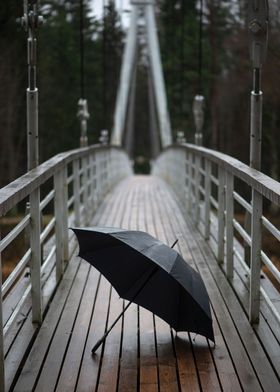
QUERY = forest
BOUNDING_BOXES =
[0,0,280,187]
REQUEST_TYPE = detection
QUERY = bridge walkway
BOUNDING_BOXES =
[5,176,280,391]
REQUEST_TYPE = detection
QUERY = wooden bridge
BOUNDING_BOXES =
[1,0,280,391]
[1,144,280,391]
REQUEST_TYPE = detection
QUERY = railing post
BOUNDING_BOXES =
[0,247,5,392]
[249,189,263,323]
[204,160,211,240]
[194,154,201,225]
[95,152,100,206]
[82,156,89,225]
[90,153,96,215]
[188,152,193,213]
[54,167,68,281]
[217,167,226,263]
[29,188,42,324]
[226,172,234,279]
[73,159,80,227]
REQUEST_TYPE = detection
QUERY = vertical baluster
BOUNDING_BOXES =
[29,188,42,323]
[62,167,69,263]
[249,189,262,323]
[204,160,211,240]
[188,152,193,213]
[95,152,100,207]
[73,159,80,227]
[226,172,234,279]
[54,167,68,281]
[185,151,189,209]
[82,156,89,225]
[0,247,5,392]
[90,153,95,215]
[217,166,226,263]
[194,154,200,225]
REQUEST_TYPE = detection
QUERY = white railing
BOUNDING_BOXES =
[153,144,280,327]
[0,144,132,391]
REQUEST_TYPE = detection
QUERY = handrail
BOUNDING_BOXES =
[153,143,280,326]
[0,144,123,217]
[166,144,280,205]
[0,144,132,391]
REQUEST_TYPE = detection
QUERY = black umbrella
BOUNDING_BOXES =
[72,227,214,352]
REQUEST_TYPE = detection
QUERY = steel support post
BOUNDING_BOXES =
[29,188,42,323]
[249,189,263,323]
[247,0,268,323]
[54,166,68,281]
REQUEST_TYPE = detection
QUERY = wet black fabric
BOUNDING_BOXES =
[72,227,214,342]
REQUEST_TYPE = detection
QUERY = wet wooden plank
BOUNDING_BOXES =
[7,175,279,392]
[12,258,82,392]
[137,181,159,392]
[117,179,139,391]
[55,268,100,392]
[146,181,180,392]
[155,179,267,391]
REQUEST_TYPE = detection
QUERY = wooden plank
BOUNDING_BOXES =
[154,178,259,391]
[173,332,201,392]
[12,259,85,392]
[76,177,133,391]
[97,178,138,391]
[117,179,139,391]
[9,258,80,391]
[56,179,133,392]
[138,180,158,392]
[146,179,180,392]
[55,268,100,392]
[151,183,222,392]
[96,287,123,391]
[75,278,111,391]
[34,262,90,392]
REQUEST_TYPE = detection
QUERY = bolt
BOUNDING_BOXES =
[249,19,262,34]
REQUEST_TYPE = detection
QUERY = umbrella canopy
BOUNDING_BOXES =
[72,226,214,342]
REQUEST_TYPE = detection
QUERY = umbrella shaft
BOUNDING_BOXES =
[92,266,158,354]
[92,240,178,354]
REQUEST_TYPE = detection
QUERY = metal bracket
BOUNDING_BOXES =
[247,0,269,69]
[77,98,90,147]
[22,0,43,32]
[193,95,205,146]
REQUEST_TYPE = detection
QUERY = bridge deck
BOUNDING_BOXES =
[4,176,280,391]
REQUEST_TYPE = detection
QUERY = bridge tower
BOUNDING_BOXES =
[111,0,172,152]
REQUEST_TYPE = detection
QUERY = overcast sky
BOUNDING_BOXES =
[90,0,132,27]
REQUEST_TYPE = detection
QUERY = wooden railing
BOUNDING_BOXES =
[153,144,280,327]
[0,145,132,391]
